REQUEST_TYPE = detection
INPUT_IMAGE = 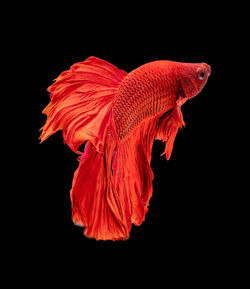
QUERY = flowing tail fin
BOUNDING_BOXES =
[40,57,130,240]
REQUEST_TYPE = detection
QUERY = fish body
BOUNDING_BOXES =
[40,57,210,240]
[114,60,210,139]
[114,61,179,139]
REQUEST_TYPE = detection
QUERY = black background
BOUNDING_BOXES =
[17,3,242,272]
[32,51,224,248]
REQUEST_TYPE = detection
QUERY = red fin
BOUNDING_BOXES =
[155,106,185,160]
[74,106,185,240]
[40,56,127,153]
[113,108,185,231]
[70,141,129,240]
[112,120,156,227]
[70,119,156,240]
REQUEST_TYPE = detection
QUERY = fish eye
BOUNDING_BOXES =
[198,71,205,80]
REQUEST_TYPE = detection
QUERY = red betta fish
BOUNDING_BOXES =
[40,57,211,240]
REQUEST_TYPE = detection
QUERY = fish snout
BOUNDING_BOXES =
[201,63,211,76]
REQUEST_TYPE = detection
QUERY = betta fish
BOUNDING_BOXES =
[40,57,211,240]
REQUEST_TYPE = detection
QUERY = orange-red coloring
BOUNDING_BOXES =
[40,57,211,240]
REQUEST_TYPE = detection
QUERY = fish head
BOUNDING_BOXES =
[179,62,211,99]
